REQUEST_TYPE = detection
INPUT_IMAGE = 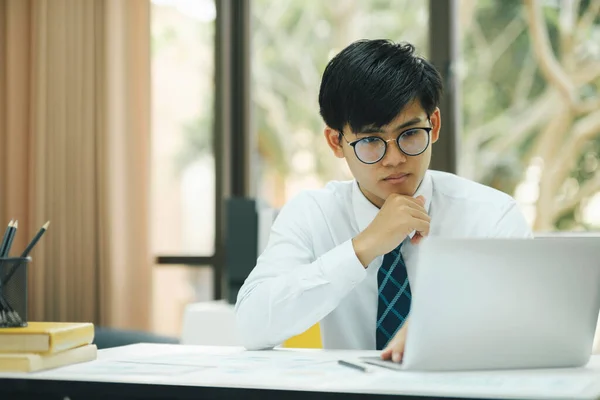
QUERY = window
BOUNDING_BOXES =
[252,0,430,208]
[458,0,600,232]
[150,0,216,336]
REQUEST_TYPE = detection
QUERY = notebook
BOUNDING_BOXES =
[0,344,97,372]
[0,322,94,353]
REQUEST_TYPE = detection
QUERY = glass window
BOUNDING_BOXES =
[458,0,600,232]
[152,265,214,336]
[252,0,430,208]
[151,0,216,256]
[150,0,216,335]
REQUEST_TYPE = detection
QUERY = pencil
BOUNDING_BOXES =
[4,221,50,285]
[20,221,50,257]
[0,220,14,258]
[3,220,18,257]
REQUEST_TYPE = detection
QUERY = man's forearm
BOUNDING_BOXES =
[235,239,367,349]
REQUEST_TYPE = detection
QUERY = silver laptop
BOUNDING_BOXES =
[368,237,600,371]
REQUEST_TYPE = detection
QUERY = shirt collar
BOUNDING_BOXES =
[352,171,433,233]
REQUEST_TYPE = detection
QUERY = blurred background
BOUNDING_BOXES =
[1,0,599,342]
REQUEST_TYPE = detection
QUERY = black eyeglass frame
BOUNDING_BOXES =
[339,119,433,165]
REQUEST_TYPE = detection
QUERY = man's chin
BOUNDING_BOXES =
[359,180,417,208]
[383,191,412,199]
[380,182,415,198]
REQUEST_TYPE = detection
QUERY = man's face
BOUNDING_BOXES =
[325,101,441,208]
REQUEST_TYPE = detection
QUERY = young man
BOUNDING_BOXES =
[235,39,532,362]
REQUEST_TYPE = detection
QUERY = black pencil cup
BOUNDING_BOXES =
[0,257,30,328]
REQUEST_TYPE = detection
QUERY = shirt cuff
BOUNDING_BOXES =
[318,239,368,291]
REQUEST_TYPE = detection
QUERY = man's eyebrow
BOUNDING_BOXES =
[357,117,425,134]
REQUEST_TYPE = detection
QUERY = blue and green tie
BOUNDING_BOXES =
[376,243,411,350]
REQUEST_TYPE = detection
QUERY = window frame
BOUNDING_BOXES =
[154,0,460,302]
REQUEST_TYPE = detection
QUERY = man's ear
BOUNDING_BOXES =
[430,108,441,144]
[324,126,345,159]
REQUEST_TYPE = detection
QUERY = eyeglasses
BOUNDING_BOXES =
[340,124,432,164]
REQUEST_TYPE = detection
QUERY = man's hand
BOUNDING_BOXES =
[352,195,430,267]
[381,319,409,363]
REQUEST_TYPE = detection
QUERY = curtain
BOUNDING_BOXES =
[0,0,151,330]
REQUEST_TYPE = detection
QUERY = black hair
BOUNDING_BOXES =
[318,39,443,134]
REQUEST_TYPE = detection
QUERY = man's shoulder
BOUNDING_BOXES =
[428,171,531,237]
[429,170,515,207]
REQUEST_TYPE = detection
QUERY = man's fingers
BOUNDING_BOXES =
[392,194,426,210]
[382,336,406,363]
[382,321,410,363]
[402,195,424,205]
[381,347,393,360]
[407,207,431,223]
[382,341,405,363]
[409,217,430,236]
[403,197,426,210]
[392,336,407,363]
[410,232,424,245]
[407,210,431,239]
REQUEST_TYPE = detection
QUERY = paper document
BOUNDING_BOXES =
[336,365,600,400]
[44,360,207,377]
[121,352,343,375]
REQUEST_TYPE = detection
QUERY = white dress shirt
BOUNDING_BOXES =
[235,170,533,350]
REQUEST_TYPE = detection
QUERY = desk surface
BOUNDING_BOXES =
[1,343,600,400]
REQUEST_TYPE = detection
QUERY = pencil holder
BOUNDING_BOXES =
[0,257,30,328]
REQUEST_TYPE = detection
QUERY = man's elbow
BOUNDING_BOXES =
[234,291,273,349]
[235,306,276,350]
[241,336,274,351]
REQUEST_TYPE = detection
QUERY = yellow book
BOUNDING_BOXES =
[0,322,94,353]
[0,344,97,372]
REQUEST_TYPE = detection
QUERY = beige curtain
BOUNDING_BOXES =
[0,0,151,330]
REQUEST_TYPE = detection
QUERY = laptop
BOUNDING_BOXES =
[363,237,600,371]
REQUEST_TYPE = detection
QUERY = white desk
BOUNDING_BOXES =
[1,343,600,400]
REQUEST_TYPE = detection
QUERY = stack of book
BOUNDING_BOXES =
[0,322,97,372]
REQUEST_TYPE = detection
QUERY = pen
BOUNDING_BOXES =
[338,359,370,373]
